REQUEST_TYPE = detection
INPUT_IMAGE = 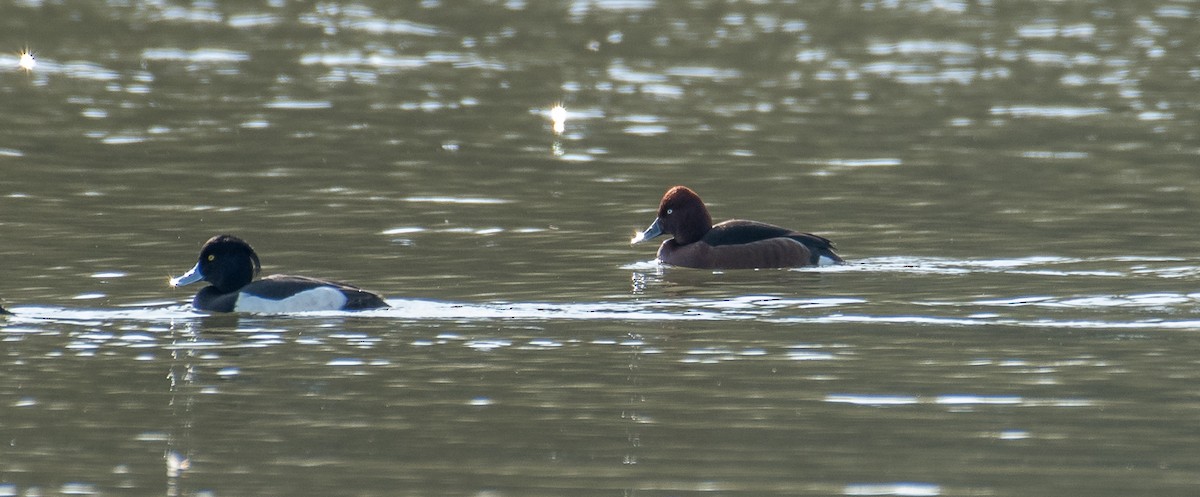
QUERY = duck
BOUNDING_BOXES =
[169,234,388,313]
[630,185,843,269]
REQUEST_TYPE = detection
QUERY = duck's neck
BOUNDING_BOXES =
[672,211,712,245]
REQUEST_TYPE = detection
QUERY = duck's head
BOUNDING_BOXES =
[170,234,262,293]
[631,186,713,246]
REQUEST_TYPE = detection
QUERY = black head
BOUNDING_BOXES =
[173,234,262,293]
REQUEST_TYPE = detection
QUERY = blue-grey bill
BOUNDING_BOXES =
[169,263,204,287]
[630,218,663,245]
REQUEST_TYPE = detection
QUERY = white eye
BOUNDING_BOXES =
[666,208,673,215]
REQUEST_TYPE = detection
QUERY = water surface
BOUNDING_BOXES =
[3,1,1200,496]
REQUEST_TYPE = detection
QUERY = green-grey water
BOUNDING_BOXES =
[3,1,1200,496]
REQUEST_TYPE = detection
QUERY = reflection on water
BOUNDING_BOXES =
[5,0,1200,496]
[6,0,1197,157]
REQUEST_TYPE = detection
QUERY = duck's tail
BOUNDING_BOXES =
[793,233,844,266]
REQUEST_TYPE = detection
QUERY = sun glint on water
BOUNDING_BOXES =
[18,48,36,72]
[550,104,567,134]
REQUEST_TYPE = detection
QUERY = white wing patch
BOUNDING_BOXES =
[234,286,348,313]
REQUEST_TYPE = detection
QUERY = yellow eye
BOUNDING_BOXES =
[207,255,215,261]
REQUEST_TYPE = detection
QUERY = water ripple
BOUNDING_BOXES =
[142,48,251,63]
[5,292,1200,332]
[989,105,1109,118]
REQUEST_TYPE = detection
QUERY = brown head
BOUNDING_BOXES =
[631,186,714,246]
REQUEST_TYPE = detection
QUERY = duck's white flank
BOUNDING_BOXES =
[233,287,348,313]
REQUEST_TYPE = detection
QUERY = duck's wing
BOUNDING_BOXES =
[705,220,842,265]
[703,220,795,246]
[254,275,389,309]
